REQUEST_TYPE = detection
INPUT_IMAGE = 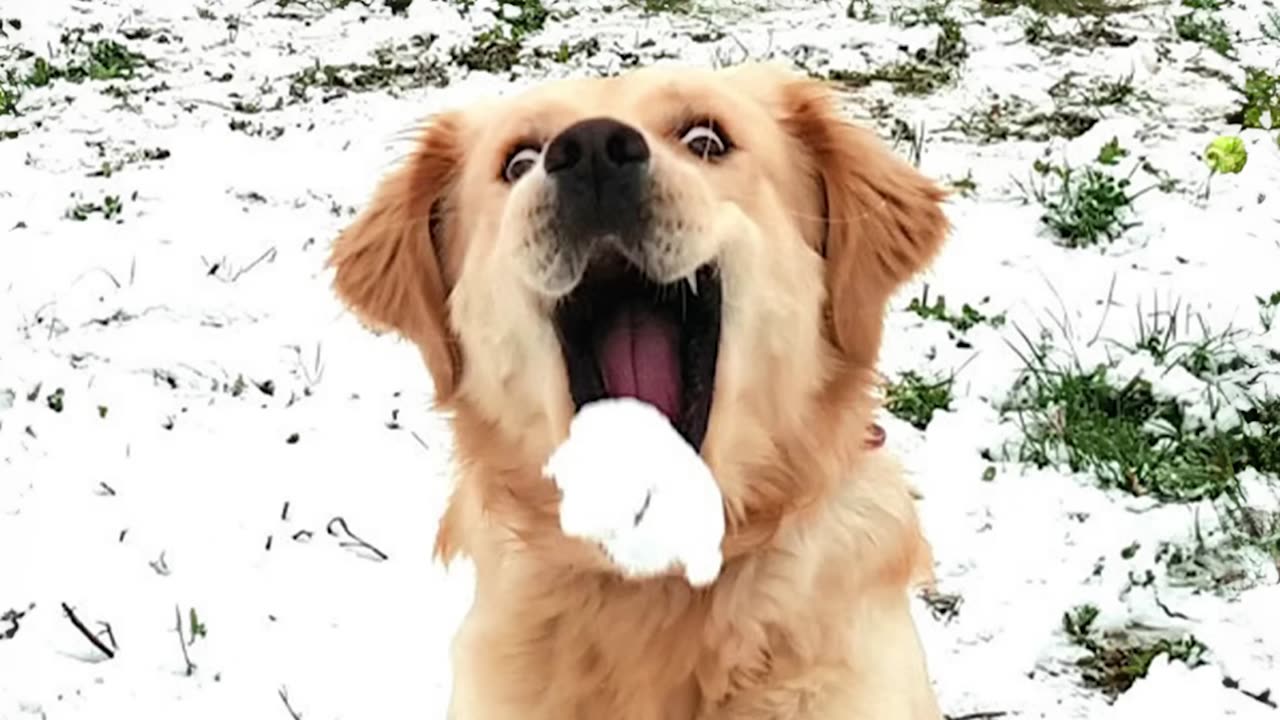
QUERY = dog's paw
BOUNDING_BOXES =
[542,398,725,586]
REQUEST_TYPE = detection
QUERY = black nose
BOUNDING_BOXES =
[544,118,651,248]
[544,117,650,176]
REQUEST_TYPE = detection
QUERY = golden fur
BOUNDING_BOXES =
[329,61,951,719]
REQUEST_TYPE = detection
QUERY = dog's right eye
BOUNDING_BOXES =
[504,147,541,183]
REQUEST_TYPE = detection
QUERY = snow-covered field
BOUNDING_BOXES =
[2,0,1278,717]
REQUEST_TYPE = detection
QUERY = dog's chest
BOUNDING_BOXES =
[452,603,801,720]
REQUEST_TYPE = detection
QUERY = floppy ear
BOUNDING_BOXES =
[328,113,463,404]
[780,78,950,371]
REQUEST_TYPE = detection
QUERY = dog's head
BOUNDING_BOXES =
[330,62,949,561]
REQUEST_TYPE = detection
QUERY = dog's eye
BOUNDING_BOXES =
[680,124,729,160]
[504,146,541,183]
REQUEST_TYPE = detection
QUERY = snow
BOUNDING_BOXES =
[543,398,725,587]
[1,0,1278,718]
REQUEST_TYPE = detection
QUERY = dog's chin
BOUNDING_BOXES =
[552,252,722,451]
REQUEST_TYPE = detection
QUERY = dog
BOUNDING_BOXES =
[328,61,950,719]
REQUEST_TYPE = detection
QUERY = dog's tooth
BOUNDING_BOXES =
[686,274,698,296]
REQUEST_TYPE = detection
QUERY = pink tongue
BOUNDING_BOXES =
[597,306,682,422]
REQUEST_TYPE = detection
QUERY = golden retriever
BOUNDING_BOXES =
[328,61,950,719]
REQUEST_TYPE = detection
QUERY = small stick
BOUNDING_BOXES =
[173,605,195,676]
[96,621,118,652]
[60,602,115,659]
[947,712,1008,720]
[279,686,303,719]
[326,517,389,561]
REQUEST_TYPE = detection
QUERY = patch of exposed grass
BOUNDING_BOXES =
[229,119,285,139]
[907,287,1007,334]
[1227,67,1279,130]
[533,38,601,65]
[1000,322,1280,504]
[1174,10,1235,57]
[831,62,955,96]
[1262,11,1280,42]
[1023,14,1137,49]
[26,35,152,86]
[885,370,954,430]
[66,194,125,221]
[831,0,968,96]
[85,146,171,178]
[271,0,410,14]
[947,171,978,197]
[451,0,549,73]
[1062,604,1209,698]
[948,96,1099,143]
[1049,71,1139,108]
[980,0,1140,17]
[1017,159,1141,248]
[630,0,693,12]
[1258,291,1280,332]
[1096,136,1128,165]
[288,33,447,100]
[0,70,20,115]
[1,25,156,115]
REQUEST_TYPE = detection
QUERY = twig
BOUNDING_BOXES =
[279,686,303,719]
[173,605,196,676]
[150,551,171,576]
[60,602,116,659]
[947,712,1009,720]
[409,430,430,452]
[96,621,119,652]
[1153,589,1193,621]
[326,516,389,561]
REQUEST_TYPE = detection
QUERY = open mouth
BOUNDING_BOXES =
[553,255,722,451]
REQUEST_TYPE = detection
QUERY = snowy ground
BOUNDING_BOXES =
[2,0,1279,718]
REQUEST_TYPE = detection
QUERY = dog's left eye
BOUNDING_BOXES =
[680,124,729,160]
[504,147,541,183]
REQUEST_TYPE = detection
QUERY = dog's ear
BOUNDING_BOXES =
[328,113,463,404]
[778,76,950,370]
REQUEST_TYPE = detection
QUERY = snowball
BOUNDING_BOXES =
[541,398,725,586]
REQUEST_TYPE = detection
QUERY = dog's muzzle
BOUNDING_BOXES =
[545,117,652,263]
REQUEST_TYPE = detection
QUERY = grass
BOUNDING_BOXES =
[1048,71,1138,108]
[1262,11,1280,42]
[1062,604,1209,698]
[907,287,1007,334]
[1017,159,1140,248]
[980,0,1140,17]
[1258,291,1280,332]
[1174,10,1235,57]
[451,0,549,73]
[1096,137,1128,165]
[270,0,411,13]
[630,0,693,11]
[0,71,20,115]
[26,36,151,86]
[830,0,968,96]
[1021,13,1138,49]
[1229,67,1279,130]
[947,171,978,197]
[86,146,171,178]
[948,96,1100,143]
[885,371,954,430]
[1000,318,1280,505]
[288,34,447,100]
[66,194,125,221]
[0,25,153,116]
